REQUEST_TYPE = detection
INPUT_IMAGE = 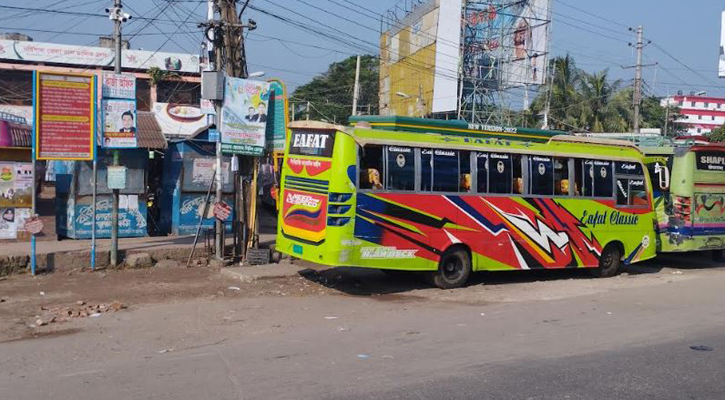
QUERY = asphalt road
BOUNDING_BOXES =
[2,255,725,399]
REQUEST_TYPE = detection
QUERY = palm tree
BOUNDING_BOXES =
[579,70,620,132]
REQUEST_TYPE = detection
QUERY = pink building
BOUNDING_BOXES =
[662,93,725,135]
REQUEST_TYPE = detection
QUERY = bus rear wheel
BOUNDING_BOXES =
[590,244,621,278]
[426,247,471,289]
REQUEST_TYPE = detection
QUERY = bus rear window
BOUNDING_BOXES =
[289,130,335,157]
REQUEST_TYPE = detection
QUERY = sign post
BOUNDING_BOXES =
[33,70,95,275]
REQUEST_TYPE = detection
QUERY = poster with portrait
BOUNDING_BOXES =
[220,77,271,156]
[102,99,138,148]
[0,207,17,239]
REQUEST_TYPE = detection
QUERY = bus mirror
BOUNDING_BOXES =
[655,163,670,190]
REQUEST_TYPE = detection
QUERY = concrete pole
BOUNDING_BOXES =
[633,25,643,133]
[352,55,361,116]
[110,0,123,267]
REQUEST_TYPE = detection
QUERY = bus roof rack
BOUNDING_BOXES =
[289,120,350,132]
[549,135,643,153]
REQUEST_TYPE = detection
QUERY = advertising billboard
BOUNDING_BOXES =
[101,72,136,99]
[432,0,463,113]
[463,0,550,89]
[266,79,288,152]
[102,99,137,148]
[0,40,200,73]
[220,77,271,156]
[35,71,95,160]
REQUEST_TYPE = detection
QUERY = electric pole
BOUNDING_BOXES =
[109,0,126,267]
[209,0,252,261]
[352,55,361,117]
[633,25,643,133]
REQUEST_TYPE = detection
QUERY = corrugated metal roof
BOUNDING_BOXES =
[137,111,167,149]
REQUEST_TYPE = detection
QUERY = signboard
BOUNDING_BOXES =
[101,73,136,99]
[24,216,44,235]
[107,166,127,189]
[102,99,137,148]
[200,99,216,115]
[0,40,200,73]
[266,79,288,152]
[213,201,232,221]
[0,207,17,239]
[220,77,271,155]
[208,128,220,142]
[35,72,95,160]
[0,162,33,207]
[696,151,725,172]
[720,11,725,78]
[152,102,207,137]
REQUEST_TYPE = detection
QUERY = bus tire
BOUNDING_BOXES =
[590,244,621,278]
[426,247,471,289]
[712,250,724,262]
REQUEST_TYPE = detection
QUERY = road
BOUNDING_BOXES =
[2,253,725,399]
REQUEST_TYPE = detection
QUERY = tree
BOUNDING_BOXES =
[710,124,725,142]
[292,55,379,124]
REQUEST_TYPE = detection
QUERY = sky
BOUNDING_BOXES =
[1,0,724,106]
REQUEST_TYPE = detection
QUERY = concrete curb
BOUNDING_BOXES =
[220,262,303,283]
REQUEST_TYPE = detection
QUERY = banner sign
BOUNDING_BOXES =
[152,102,206,137]
[101,73,136,99]
[35,72,95,160]
[0,40,200,73]
[266,79,288,152]
[0,162,33,207]
[696,151,725,172]
[220,77,270,156]
[102,99,137,148]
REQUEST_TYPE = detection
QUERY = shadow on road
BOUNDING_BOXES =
[295,251,725,296]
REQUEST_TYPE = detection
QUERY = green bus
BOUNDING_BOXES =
[277,120,657,288]
[641,143,725,260]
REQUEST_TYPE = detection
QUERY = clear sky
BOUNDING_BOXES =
[1,0,723,103]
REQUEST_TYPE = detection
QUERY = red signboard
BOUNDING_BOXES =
[213,201,232,221]
[36,72,95,160]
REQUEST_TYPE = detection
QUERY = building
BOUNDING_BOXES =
[662,93,725,135]
[0,34,207,138]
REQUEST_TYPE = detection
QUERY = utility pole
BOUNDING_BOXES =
[351,55,361,117]
[109,0,125,267]
[632,25,643,133]
[623,25,655,134]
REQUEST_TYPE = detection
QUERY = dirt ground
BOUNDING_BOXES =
[0,264,346,343]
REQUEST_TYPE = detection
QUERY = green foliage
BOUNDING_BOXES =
[710,125,725,142]
[148,67,180,86]
[529,55,681,134]
[292,55,379,124]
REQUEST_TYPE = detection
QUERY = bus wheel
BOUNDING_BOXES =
[712,250,724,262]
[590,244,621,278]
[427,248,471,289]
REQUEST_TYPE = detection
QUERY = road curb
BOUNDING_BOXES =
[220,262,303,282]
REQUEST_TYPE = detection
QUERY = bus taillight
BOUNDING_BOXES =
[673,196,692,224]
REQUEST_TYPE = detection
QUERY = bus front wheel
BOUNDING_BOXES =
[426,247,471,289]
[590,244,621,278]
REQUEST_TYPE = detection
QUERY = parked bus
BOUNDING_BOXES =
[577,132,725,260]
[277,120,657,288]
[641,144,725,260]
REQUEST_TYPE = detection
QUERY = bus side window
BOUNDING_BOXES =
[459,150,471,193]
[529,155,554,196]
[421,149,433,191]
[593,160,613,197]
[489,153,512,194]
[512,154,523,194]
[386,146,414,191]
[554,158,570,196]
[476,152,488,193]
[359,145,383,190]
[432,149,459,192]
[617,179,647,206]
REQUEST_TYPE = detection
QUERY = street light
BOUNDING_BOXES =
[248,71,265,78]
[396,86,426,117]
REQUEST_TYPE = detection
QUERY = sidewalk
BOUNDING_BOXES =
[1,233,277,276]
